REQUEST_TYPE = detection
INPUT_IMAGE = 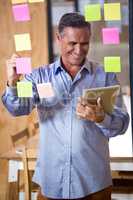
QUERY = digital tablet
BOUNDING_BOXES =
[83,85,120,114]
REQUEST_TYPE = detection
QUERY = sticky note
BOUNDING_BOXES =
[104,57,121,72]
[14,33,31,51]
[11,0,28,4]
[28,0,44,2]
[12,4,30,22]
[84,4,101,21]
[37,83,55,98]
[104,3,121,21]
[102,28,120,44]
[16,57,32,74]
[17,82,33,97]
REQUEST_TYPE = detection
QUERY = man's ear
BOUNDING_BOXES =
[56,31,62,42]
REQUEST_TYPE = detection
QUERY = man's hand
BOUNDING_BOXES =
[76,97,105,123]
[6,54,22,86]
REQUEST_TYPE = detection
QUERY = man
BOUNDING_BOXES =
[2,13,129,200]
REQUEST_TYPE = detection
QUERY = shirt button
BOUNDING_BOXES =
[65,162,69,166]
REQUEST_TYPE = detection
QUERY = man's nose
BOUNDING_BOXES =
[74,44,81,54]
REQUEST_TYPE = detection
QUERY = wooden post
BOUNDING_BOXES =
[0,159,8,200]
[22,147,31,200]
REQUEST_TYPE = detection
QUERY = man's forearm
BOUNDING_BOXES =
[2,86,34,116]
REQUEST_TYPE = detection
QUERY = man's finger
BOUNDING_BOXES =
[76,111,86,118]
[97,97,103,108]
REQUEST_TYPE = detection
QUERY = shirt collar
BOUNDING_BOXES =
[54,57,92,75]
[54,58,64,75]
[81,59,92,74]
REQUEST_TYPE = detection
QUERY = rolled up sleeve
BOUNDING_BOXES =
[95,107,129,138]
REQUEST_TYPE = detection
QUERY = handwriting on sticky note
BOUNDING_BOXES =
[84,4,101,21]
[12,4,30,22]
[17,82,33,97]
[104,3,121,21]
[16,57,32,74]
[37,83,55,98]
[14,33,31,51]
[104,57,121,72]
[102,28,120,44]
[11,0,28,4]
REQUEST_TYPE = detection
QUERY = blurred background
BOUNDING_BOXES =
[0,0,132,199]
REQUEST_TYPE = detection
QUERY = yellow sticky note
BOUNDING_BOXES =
[28,0,44,2]
[104,57,121,72]
[14,33,31,51]
[84,4,101,21]
[17,82,33,97]
[104,3,121,21]
[11,0,28,4]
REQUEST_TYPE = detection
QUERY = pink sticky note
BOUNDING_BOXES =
[16,57,32,74]
[102,28,120,44]
[12,4,30,22]
[37,83,55,98]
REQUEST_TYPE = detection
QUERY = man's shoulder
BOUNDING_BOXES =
[87,59,104,73]
[88,59,116,76]
[24,61,57,83]
[32,61,56,75]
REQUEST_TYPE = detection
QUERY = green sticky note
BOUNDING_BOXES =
[104,3,121,21]
[84,4,101,21]
[17,82,33,97]
[104,57,121,72]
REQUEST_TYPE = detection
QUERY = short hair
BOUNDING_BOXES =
[58,12,91,34]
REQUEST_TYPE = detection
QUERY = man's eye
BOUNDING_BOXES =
[82,43,89,46]
[70,42,76,46]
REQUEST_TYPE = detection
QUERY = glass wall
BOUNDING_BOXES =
[77,0,132,157]
[50,0,132,157]
[51,0,75,60]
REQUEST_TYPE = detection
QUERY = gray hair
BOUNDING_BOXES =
[58,12,91,34]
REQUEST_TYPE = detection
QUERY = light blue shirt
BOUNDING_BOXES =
[2,59,129,199]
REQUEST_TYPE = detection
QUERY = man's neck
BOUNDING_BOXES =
[67,66,80,79]
[61,58,83,79]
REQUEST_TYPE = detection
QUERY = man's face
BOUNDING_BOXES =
[57,27,91,67]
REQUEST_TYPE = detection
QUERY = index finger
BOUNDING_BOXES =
[78,97,87,106]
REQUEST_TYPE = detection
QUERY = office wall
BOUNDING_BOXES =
[0,0,49,154]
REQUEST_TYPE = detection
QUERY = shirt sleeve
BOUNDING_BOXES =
[95,72,130,138]
[1,72,39,116]
[95,108,129,138]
